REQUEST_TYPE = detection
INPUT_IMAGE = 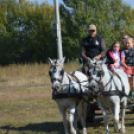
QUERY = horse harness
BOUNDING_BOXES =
[90,65,128,97]
[49,61,64,83]
[50,62,128,104]
[50,64,90,102]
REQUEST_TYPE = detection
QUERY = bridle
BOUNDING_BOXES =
[88,64,116,88]
[88,64,127,97]
[49,65,89,95]
[88,64,104,85]
[49,60,65,83]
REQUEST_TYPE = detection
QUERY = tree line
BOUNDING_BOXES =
[0,0,134,65]
[0,0,55,65]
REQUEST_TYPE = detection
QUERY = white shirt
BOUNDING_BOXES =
[121,51,125,57]
[112,51,121,67]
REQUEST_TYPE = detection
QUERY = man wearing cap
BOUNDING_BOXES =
[80,24,107,122]
[80,24,107,65]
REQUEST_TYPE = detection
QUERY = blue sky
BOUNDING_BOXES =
[28,0,134,8]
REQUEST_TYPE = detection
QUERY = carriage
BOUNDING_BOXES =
[49,57,134,134]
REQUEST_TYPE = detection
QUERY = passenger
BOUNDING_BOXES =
[122,33,134,49]
[121,37,134,75]
[106,41,122,70]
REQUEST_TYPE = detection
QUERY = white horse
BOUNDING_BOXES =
[87,58,130,134]
[49,57,89,134]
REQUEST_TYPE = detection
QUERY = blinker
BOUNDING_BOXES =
[49,71,51,76]
[98,70,104,77]
[60,69,64,75]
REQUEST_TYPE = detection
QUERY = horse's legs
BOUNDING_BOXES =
[81,101,87,134]
[58,107,69,134]
[120,99,127,133]
[69,105,77,134]
[113,102,120,133]
[99,103,109,134]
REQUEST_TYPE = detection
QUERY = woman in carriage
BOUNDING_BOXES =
[121,37,134,92]
[121,37,134,74]
[107,37,134,89]
[106,41,122,70]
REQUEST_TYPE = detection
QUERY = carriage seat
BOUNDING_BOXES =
[128,76,134,91]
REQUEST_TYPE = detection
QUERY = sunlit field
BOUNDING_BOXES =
[0,62,134,134]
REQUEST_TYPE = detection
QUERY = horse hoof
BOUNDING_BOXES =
[82,132,87,134]
[105,130,110,134]
[70,132,77,134]
[119,123,121,129]
[106,132,110,134]
[120,128,126,133]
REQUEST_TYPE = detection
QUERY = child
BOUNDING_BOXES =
[106,41,122,70]
[121,37,134,75]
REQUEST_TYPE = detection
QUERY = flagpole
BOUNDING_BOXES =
[54,0,63,60]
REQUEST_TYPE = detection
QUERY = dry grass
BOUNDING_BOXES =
[0,63,133,134]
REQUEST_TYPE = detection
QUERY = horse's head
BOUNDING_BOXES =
[48,57,65,92]
[87,58,106,93]
[87,57,107,66]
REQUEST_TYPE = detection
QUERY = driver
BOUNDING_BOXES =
[80,24,107,75]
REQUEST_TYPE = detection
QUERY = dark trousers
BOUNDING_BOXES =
[82,64,89,76]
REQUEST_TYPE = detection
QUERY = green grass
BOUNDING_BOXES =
[0,63,133,134]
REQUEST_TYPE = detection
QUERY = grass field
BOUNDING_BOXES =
[0,63,134,134]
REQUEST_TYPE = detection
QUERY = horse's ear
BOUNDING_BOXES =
[88,58,96,64]
[96,58,107,65]
[96,59,103,65]
[63,57,66,63]
[102,57,107,64]
[92,58,96,64]
[48,57,53,64]
[59,57,66,64]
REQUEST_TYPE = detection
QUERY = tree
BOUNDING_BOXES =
[0,0,55,64]
[60,0,134,59]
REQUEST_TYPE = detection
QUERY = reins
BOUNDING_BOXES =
[52,71,92,104]
[92,70,114,97]
[50,67,90,101]
[91,66,128,97]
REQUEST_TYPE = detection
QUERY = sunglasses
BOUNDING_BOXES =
[89,30,95,32]
[122,38,127,40]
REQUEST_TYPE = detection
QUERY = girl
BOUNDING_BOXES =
[121,37,134,75]
[106,41,122,70]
